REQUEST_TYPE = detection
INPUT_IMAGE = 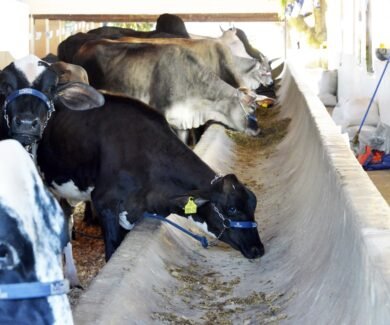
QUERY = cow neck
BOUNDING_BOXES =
[169,146,216,190]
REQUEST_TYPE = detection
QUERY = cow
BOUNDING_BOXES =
[0,57,91,288]
[116,36,270,91]
[58,33,241,88]
[71,39,260,142]
[57,32,109,63]
[191,27,276,95]
[0,139,72,324]
[58,33,265,91]
[219,27,277,97]
[87,13,190,38]
[0,55,265,262]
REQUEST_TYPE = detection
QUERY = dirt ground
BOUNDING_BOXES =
[67,103,291,319]
[68,204,105,307]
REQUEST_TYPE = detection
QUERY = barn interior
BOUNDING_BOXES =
[2,0,390,324]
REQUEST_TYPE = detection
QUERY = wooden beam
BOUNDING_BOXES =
[32,13,280,23]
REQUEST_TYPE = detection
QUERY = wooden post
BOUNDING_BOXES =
[49,20,62,56]
[34,19,47,58]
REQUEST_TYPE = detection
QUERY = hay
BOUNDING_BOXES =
[227,106,291,150]
[68,203,105,307]
[149,262,288,324]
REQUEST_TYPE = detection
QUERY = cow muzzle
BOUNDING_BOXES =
[245,113,260,136]
[225,228,265,259]
[10,117,42,145]
[242,244,265,259]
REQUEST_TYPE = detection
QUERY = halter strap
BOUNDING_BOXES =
[0,279,69,300]
[143,205,257,249]
[2,88,55,130]
[211,203,257,229]
[3,88,54,112]
[143,212,209,248]
[236,89,258,123]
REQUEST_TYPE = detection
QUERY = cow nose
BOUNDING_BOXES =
[13,117,41,131]
[246,114,260,136]
[250,245,265,258]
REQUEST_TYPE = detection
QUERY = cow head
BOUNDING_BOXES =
[220,28,273,88]
[231,90,260,136]
[0,55,104,146]
[172,174,264,259]
[0,139,72,323]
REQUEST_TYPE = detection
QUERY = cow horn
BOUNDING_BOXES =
[268,57,281,65]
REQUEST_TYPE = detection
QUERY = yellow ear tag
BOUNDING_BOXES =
[184,197,197,214]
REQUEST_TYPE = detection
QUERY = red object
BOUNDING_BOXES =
[357,145,384,166]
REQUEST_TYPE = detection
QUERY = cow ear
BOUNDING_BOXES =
[213,174,240,192]
[0,72,12,96]
[54,82,104,111]
[51,62,89,84]
[238,91,256,109]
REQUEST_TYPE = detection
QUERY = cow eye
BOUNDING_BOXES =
[0,242,19,270]
[227,206,237,214]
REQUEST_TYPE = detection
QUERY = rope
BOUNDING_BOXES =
[143,212,209,248]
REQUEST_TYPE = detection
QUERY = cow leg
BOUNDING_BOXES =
[63,242,82,288]
[176,129,189,144]
[83,201,99,226]
[92,192,128,261]
[58,198,82,287]
[59,198,75,239]
[92,174,140,260]
[94,207,123,261]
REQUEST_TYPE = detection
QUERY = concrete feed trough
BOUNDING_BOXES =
[73,63,390,324]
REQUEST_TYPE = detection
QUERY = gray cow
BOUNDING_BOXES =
[72,39,260,142]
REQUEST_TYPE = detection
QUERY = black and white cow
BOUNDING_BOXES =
[0,56,91,288]
[0,55,265,261]
[0,139,72,324]
[70,39,260,142]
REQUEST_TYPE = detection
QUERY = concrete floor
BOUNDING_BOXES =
[368,170,390,204]
[73,64,390,324]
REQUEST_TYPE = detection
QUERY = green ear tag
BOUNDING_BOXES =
[184,197,197,214]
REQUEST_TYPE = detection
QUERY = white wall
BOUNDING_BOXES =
[0,0,29,68]
[186,21,284,60]
[327,0,390,125]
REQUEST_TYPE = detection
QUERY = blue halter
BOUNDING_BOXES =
[3,88,54,112]
[3,88,55,127]
[143,212,209,248]
[0,279,69,300]
[143,205,257,249]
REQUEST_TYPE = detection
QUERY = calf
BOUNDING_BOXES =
[0,139,72,324]
[0,55,265,261]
